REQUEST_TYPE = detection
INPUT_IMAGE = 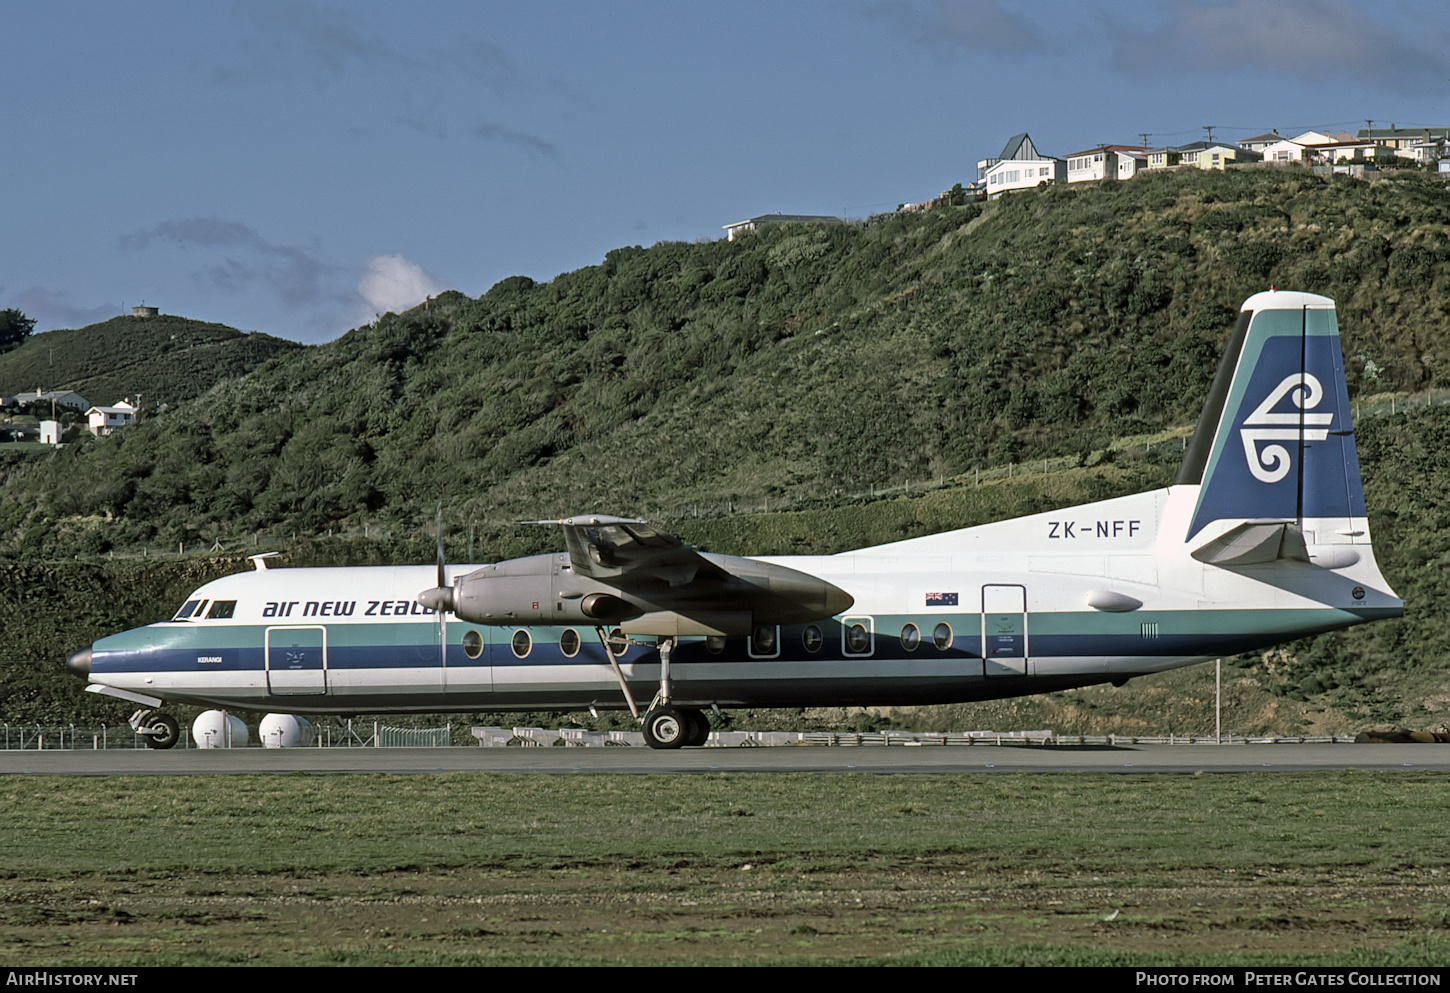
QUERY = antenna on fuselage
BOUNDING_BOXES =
[249,552,281,571]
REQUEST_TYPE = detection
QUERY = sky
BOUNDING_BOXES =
[5,0,1450,343]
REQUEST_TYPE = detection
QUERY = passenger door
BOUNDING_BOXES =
[981,585,1028,677]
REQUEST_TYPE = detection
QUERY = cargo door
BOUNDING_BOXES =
[266,625,327,695]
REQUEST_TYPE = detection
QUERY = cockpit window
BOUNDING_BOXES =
[206,600,237,619]
[173,600,201,620]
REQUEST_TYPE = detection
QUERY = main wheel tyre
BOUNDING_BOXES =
[145,713,180,750]
[642,707,687,750]
[682,709,711,747]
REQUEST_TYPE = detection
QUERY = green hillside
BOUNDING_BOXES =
[4,167,1450,558]
[4,166,1450,734]
[0,313,301,410]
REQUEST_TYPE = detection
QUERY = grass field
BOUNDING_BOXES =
[2,771,1449,966]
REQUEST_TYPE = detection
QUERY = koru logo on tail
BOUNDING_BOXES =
[1240,373,1332,483]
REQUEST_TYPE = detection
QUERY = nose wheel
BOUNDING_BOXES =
[129,709,180,750]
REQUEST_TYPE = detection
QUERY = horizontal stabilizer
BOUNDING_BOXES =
[1189,520,1310,566]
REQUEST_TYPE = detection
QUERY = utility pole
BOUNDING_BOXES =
[1203,124,1216,144]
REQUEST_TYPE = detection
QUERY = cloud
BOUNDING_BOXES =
[217,0,419,86]
[358,254,445,316]
[219,2,530,97]
[451,39,526,93]
[474,122,560,159]
[871,0,1042,55]
[7,289,120,333]
[120,217,345,311]
[1112,0,1450,88]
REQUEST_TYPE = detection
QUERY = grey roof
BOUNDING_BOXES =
[10,390,89,408]
[998,132,1042,160]
[1358,126,1450,140]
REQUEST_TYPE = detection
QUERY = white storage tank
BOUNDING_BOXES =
[260,714,316,748]
[192,711,248,748]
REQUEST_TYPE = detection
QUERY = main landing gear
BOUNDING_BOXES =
[638,635,714,749]
[640,706,711,749]
[594,629,714,749]
[129,709,180,750]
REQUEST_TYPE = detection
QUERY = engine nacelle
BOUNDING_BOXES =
[424,548,854,633]
[447,555,644,626]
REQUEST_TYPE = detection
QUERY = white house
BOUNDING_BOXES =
[39,420,61,446]
[86,400,138,436]
[11,389,89,412]
[722,214,842,242]
[1260,138,1315,166]
[1241,131,1287,153]
[1066,145,1149,184]
[1320,139,1391,163]
[1116,149,1148,180]
[978,133,1064,198]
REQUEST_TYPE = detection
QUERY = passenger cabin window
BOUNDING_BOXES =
[206,600,237,619]
[559,629,581,658]
[173,600,202,620]
[802,625,823,653]
[511,629,533,659]
[462,630,484,659]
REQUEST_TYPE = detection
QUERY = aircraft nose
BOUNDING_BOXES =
[65,644,92,679]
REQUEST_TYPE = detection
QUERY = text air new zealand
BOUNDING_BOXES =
[68,290,1402,749]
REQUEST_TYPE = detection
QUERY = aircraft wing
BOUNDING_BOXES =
[556,515,728,587]
[548,515,853,631]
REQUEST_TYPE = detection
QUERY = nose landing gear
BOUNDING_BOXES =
[129,709,180,750]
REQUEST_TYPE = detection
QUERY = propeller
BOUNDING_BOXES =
[420,503,453,672]
[418,502,455,613]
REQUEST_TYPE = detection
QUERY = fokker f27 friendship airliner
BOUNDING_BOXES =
[66,290,1402,749]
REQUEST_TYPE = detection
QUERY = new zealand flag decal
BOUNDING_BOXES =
[925,592,958,606]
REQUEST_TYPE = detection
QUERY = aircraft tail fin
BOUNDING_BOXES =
[1176,290,1367,547]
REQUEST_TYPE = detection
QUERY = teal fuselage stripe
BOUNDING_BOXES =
[91,607,1388,673]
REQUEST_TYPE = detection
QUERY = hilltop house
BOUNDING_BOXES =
[86,399,138,436]
[1241,131,1288,153]
[1358,126,1450,158]
[722,213,842,241]
[1148,141,1262,171]
[1067,145,1149,183]
[978,133,1065,198]
[6,389,89,412]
